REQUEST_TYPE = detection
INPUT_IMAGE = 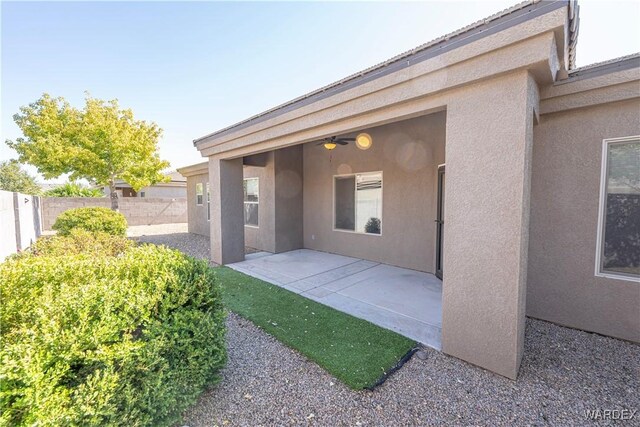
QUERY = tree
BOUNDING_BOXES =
[7,94,169,210]
[0,160,41,195]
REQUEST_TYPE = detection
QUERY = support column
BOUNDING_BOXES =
[209,156,245,265]
[442,71,539,379]
[274,145,304,253]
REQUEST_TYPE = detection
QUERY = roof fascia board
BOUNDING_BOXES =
[561,55,640,84]
[540,80,639,114]
[177,162,209,177]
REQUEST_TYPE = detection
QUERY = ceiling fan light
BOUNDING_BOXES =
[355,133,372,150]
[323,142,337,150]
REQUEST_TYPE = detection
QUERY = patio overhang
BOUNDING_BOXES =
[198,1,578,381]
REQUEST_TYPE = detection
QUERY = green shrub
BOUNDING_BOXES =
[25,229,134,257]
[53,207,127,236]
[44,182,104,197]
[0,245,227,426]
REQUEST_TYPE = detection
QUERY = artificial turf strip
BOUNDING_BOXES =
[214,266,416,390]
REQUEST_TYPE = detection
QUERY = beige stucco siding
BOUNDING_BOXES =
[186,173,210,236]
[441,71,537,379]
[528,98,640,343]
[244,157,276,252]
[138,185,186,198]
[184,163,278,252]
[302,113,445,273]
[184,150,301,254]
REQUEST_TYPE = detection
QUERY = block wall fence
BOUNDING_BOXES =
[41,197,187,230]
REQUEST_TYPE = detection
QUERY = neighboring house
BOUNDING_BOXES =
[101,171,187,198]
[182,0,639,379]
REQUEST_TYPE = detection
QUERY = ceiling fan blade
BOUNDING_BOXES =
[336,140,349,145]
[336,138,355,142]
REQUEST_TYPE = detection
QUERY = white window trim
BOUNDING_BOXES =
[594,135,640,283]
[243,177,259,228]
[332,171,383,236]
[195,183,204,206]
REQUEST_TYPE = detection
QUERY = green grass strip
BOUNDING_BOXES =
[215,266,416,389]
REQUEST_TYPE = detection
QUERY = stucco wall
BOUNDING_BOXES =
[528,98,640,343]
[274,145,304,253]
[185,154,298,255]
[188,157,286,253]
[302,113,445,272]
[244,156,276,252]
[243,146,304,253]
[41,197,187,229]
[138,185,186,198]
[441,71,537,379]
[103,184,186,198]
[185,173,210,236]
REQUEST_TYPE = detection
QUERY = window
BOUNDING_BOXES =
[196,183,203,206]
[206,183,210,221]
[140,191,145,198]
[596,136,640,281]
[334,172,382,234]
[244,178,259,227]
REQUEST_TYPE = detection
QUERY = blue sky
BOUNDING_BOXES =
[2,1,639,182]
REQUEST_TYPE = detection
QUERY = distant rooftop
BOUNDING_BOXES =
[564,53,640,82]
[165,170,186,183]
[113,170,186,186]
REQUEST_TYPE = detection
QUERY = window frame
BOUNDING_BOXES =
[243,177,259,228]
[594,135,640,283]
[206,182,210,221]
[195,182,204,206]
[332,171,383,236]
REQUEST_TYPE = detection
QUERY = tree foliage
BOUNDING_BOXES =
[0,160,41,195]
[7,93,169,209]
[44,182,104,197]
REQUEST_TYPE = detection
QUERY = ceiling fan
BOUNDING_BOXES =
[316,136,355,150]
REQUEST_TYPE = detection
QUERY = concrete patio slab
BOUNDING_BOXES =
[229,249,442,349]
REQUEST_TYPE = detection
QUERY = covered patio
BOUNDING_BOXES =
[229,249,442,349]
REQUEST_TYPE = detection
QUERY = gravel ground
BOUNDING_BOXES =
[180,315,639,427]
[135,227,639,426]
[127,223,189,237]
[132,224,259,259]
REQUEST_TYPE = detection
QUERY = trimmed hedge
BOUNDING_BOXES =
[52,207,128,236]
[0,243,227,426]
[24,229,134,257]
